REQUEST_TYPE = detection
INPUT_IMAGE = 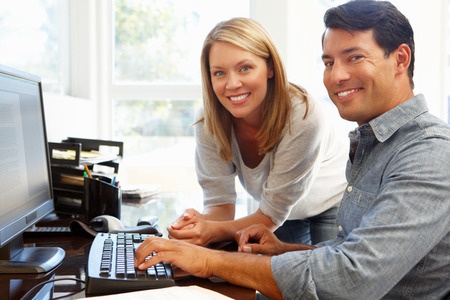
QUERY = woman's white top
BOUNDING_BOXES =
[194,96,349,225]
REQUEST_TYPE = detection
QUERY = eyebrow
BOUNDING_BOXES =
[322,47,362,60]
[210,59,255,69]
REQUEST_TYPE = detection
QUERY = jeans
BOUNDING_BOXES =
[274,206,338,245]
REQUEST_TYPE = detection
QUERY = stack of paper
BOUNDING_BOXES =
[121,184,161,205]
[81,285,233,299]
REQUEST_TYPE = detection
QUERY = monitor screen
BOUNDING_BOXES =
[0,64,64,273]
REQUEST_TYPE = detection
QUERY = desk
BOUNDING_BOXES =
[1,196,256,300]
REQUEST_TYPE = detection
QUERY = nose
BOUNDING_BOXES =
[329,61,350,85]
[225,73,242,90]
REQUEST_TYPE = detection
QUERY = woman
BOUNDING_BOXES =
[169,17,348,246]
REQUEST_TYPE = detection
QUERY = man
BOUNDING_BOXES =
[135,1,450,299]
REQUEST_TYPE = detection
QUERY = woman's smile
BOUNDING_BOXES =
[229,93,250,102]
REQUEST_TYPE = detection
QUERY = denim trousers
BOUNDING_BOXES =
[273,206,338,245]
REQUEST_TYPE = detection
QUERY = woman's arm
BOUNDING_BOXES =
[202,203,235,221]
[168,208,278,246]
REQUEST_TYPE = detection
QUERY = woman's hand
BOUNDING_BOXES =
[167,208,215,246]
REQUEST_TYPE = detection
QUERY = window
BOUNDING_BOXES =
[0,0,68,93]
[114,0,240,84]
[109,0,250,196]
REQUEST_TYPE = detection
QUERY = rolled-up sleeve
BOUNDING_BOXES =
[194,110,237,206]
[270,96,450,299]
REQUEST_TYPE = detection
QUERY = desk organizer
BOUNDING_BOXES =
[49,137,123,219]
[84,176,121,222]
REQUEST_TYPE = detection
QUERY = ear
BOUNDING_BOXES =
[267,60,275,79]
[394,43,411,76]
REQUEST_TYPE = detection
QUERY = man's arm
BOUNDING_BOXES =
[135,237,282,299]
[211,250,283,300]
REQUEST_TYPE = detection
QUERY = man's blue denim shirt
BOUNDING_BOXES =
[272,94,450,299]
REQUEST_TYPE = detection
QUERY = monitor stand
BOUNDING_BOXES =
[0,235,65,274]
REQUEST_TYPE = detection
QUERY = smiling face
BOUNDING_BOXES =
[209,41,273,126]
[322,28,408,126]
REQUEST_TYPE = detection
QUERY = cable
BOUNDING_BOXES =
[20,277,86,300]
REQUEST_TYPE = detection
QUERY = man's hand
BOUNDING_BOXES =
[236,224,315,255]
[135,236,214,278]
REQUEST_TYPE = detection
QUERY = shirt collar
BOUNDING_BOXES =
[368,94,428,142]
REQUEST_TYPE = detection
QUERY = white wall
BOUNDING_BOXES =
[252,0,449,121]
[43,93,97,143]
[408,0,448,117]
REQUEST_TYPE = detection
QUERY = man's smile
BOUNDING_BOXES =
[336,88,361,98]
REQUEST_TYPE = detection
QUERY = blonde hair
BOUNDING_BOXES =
[199,17,309,161]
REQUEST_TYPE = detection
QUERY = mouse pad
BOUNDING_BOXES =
[69,220,162,237]
[69,220,99,237]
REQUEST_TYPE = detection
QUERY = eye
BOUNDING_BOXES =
[349,55,364,62]
[213,70,225,77]
[323,61,334,68]
[240,65,251,72]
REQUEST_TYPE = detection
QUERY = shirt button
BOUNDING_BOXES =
[347,186,353,192]
[338,225,343,232]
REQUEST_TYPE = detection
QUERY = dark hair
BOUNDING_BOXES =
[323,0,415,88]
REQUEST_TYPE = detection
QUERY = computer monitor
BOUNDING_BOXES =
[0,64,65,273]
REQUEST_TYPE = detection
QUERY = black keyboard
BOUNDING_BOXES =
[85,232,175,296]
[24,225,71,236]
